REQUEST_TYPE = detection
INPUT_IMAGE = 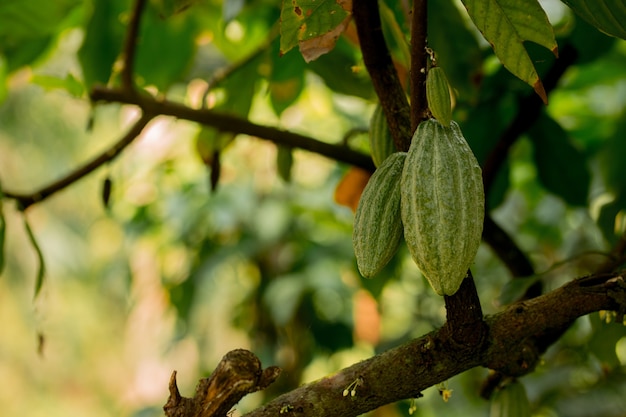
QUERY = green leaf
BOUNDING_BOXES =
[560,0,626,40]
[0,56,6,105]
[134,5,201,91]
[276,146,294,182]
[598,114,626,196]
[528,113,590,206]
[597,194,626,245]
[150,0,199,17]
[31,73,85,97]
[0,0,80,41]
[267,39,306,115]
[307,37,374,99]
[0,182,5,275]
[78,0,126,88]
[379,1,410,69]
[23,217,46,299]
[428,0,482,100]
[279,0,350,56]
[460,0,558,103]
[588,313,624,367]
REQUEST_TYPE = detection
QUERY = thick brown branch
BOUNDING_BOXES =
[352,0,412,151]
[90,87,375,171]
[164,349,280,417]
[443,271,487,348]
[3,113,153,210]
[409,0,428,131]
[235,273,625,417]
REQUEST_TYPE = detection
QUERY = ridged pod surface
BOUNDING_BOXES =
[401,119,484,296]
[426,66,452,127]
[369,104,397,167]
[353,152,406,277]
[490,380,531,417]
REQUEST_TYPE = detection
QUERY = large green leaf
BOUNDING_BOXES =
[428,0,482,101]
[267,38,306,116]
[0,0,79,40]
[279,0,350,57]
[597,113,626,196]
[307,37,374,99]
[78,0,126,88]
[560,0,626,40]
[528,113,590,206]
[0,0,80,72]
[134,5,200,91]
[460,0,558,103]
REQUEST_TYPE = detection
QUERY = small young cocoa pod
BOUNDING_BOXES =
[401,119,484,296]
[490,380,531,417]
[353,152,406,277]
[369,104,397,167]
[426,66,453,127]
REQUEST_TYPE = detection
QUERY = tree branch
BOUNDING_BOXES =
[90,87,375,171]
[352,0,412,151]
[177,272,624,417]
[164,349,280,417]
[3,113,154,210]
[121,0,147,92]
[409,0,428,131]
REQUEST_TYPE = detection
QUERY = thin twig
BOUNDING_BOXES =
[90,87,375,171]
[3,113,154,210]
[121,0,147,92]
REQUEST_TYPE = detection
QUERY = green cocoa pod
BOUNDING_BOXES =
[353,152,406,277]
[369,104,397,167]
[401,119,484,296]
[426,66,452,127]
[490,380,531,417]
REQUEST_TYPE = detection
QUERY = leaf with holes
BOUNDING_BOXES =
[279,0,352,61]
[460,0,558,103]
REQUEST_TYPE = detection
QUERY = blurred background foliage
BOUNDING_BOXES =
[1,0,626,416]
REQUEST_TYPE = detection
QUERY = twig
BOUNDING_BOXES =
[3,113,154,210]
[90,87,375,171]
[352,0,412,151]
[121,0,147,92]
[409,0,428,131]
